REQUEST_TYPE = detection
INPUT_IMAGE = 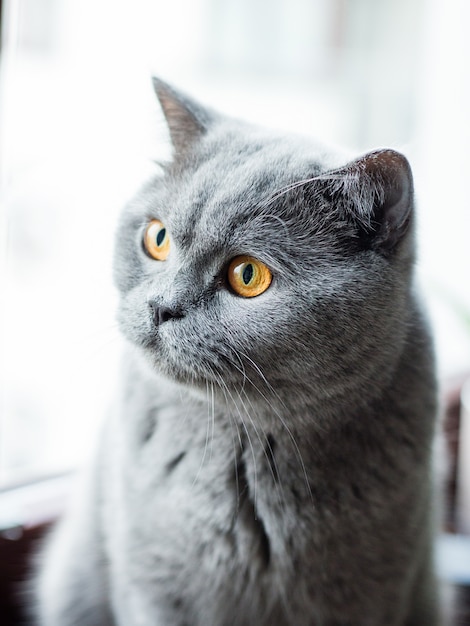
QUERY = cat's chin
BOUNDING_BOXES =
[142,346,215,391]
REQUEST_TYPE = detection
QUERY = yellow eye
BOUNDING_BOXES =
[143,219,170,261]
[227,255,272,298]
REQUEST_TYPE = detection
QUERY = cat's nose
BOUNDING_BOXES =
[149,303,184,326]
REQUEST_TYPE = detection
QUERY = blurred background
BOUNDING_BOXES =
[0,0,469,486]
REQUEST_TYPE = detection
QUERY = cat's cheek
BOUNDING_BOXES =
[221,284,279,322]
[116,296,159,352]
[141,322,199,383]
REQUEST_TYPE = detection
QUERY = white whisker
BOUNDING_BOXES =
[259,173,346,210]
[229,350,314,503]
[215,370,259,512]
[191,378,213,488]
[207,365,243,513]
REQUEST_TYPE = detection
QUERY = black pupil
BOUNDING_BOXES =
[156,228,166,246]
[242,264,254,285]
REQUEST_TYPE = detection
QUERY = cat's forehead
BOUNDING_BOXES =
[161,133,322,255]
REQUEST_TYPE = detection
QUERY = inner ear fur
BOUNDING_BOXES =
[324,149,414,252]
[152,77,216,159]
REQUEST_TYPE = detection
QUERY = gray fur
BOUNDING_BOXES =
[36,80,440,625]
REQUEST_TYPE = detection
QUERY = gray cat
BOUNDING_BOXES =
[36,79,440,625]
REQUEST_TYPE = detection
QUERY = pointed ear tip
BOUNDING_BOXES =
[151,76,170,98]
[372,149,412,173]
[151,77,185,107]
[360,149,413,189]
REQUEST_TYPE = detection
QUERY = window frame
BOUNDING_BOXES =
[0,473,72,624]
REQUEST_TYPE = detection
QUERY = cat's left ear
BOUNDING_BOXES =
[325,149,413,252]
[152,78,216,159]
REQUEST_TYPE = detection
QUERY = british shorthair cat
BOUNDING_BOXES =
[36,79,439,625]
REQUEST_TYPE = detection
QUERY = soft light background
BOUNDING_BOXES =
[0,0,469,485]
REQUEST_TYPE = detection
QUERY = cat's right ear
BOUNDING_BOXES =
[152,78,215,159]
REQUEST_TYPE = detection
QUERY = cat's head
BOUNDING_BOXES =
[114,79,415,408]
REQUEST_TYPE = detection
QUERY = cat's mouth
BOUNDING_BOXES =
[122,301,270,392]
[139,322,247,391]
[146,348,223,390]
[138,323,215,387]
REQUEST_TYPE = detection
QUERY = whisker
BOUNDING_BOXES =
[238,351,289,411]
[209,380,215,462]
[236,384,288,512]
[215,371,259,513]
[218,344,289,511]
[207,365,243,514]
[259,173,347,210]
[229,351,314,503]
[191,378,212,488]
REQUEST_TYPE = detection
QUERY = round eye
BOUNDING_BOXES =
[227,255,272,298]
[143,219,170,261]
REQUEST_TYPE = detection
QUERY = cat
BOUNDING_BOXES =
[35,79,440,625]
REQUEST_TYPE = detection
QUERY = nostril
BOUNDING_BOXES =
[158,307,177,325]
[149,303,184,327]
